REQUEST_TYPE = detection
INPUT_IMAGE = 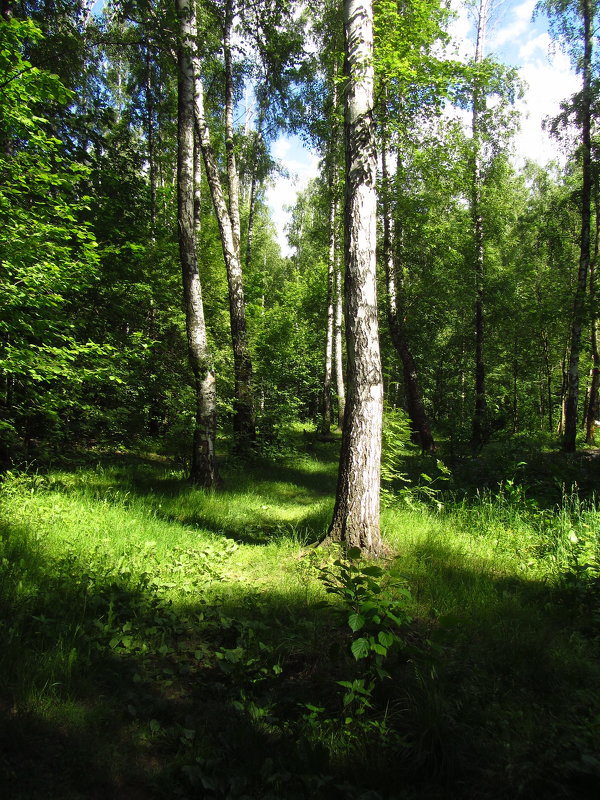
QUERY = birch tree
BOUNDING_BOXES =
[176,0,220,485]
[319,74,342,438]
[326,0,384,555]
[193,0,255,449]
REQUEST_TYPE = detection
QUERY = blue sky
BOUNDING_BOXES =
[453,0,579,162]
[266,0,580,254]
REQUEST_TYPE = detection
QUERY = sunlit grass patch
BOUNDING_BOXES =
[1,447,599,799]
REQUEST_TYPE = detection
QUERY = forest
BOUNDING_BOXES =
[1,0,600,797]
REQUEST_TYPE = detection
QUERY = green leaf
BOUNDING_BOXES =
[347,547,362,560]
[348,613,366,632]
[351,637,370,660]
[361,565,384,577]
[378,631,395,648]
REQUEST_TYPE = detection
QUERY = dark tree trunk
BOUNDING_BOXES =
[563,0,593,452]
[380,111,435,453]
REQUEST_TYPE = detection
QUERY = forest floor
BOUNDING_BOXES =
[1,431,600,799]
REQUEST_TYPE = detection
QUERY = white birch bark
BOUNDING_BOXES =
[334,251,346,429]
[176,0,220,486]
[326,0,383,555]
[194,36,255,447]
[320,189,337,436]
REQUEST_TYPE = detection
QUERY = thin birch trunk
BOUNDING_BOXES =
[319,189,337,436]
[176,0,220,486]
[145,46,157,238]
[245,105,265,275]
[558,344,569,436]
[326,0,383,556]
[471,0,490,452]
[334,250,346,429]
[585,187,600,442]
[380,109,435,453]
[194,1,255,448]
[193,128,202,235]
[320,73,340,438]
[224,0,242,253]
[541,329,553,433]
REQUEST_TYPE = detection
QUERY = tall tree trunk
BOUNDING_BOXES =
[334,249,346,429]
[320,74,341,438]
[176,0,220,487]
[145,46,157,237]
[195,1,255,449]
[541,329,553,433]
[380,109,435,453]
[320,186,337,436]
[326,0,383,556]
[471,0,490,452]
[558,342,570,435]
[563,0,593,452]
[244,106,265,275]
[224,0,241,251]
[193,128,202,234]
[585,187,600,442]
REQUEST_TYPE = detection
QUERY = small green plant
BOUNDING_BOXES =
[316,547,412,722]
[380,406,412,505]
[399,459,451,512]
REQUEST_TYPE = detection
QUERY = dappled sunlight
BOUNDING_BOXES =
[1,451,600,799]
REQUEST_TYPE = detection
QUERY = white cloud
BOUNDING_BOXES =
[514,48,579,164]
[266,138,320,257]
[489,0,536,49]
[518,31,551,61]
[446,0,473,61]
[271,138,293,161]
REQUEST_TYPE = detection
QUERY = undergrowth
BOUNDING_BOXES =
[0,442,599,799]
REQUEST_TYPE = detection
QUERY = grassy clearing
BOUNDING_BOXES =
[0,439,599,799]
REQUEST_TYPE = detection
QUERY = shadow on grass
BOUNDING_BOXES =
[395,439,600,512]
[48,452,338,545]
[1,514,599,800]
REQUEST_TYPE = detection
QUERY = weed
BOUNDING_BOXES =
[313,547,412,729]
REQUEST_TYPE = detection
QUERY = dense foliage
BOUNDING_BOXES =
[0,0,598,464]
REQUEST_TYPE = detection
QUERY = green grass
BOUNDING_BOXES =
[0,440,599,799]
